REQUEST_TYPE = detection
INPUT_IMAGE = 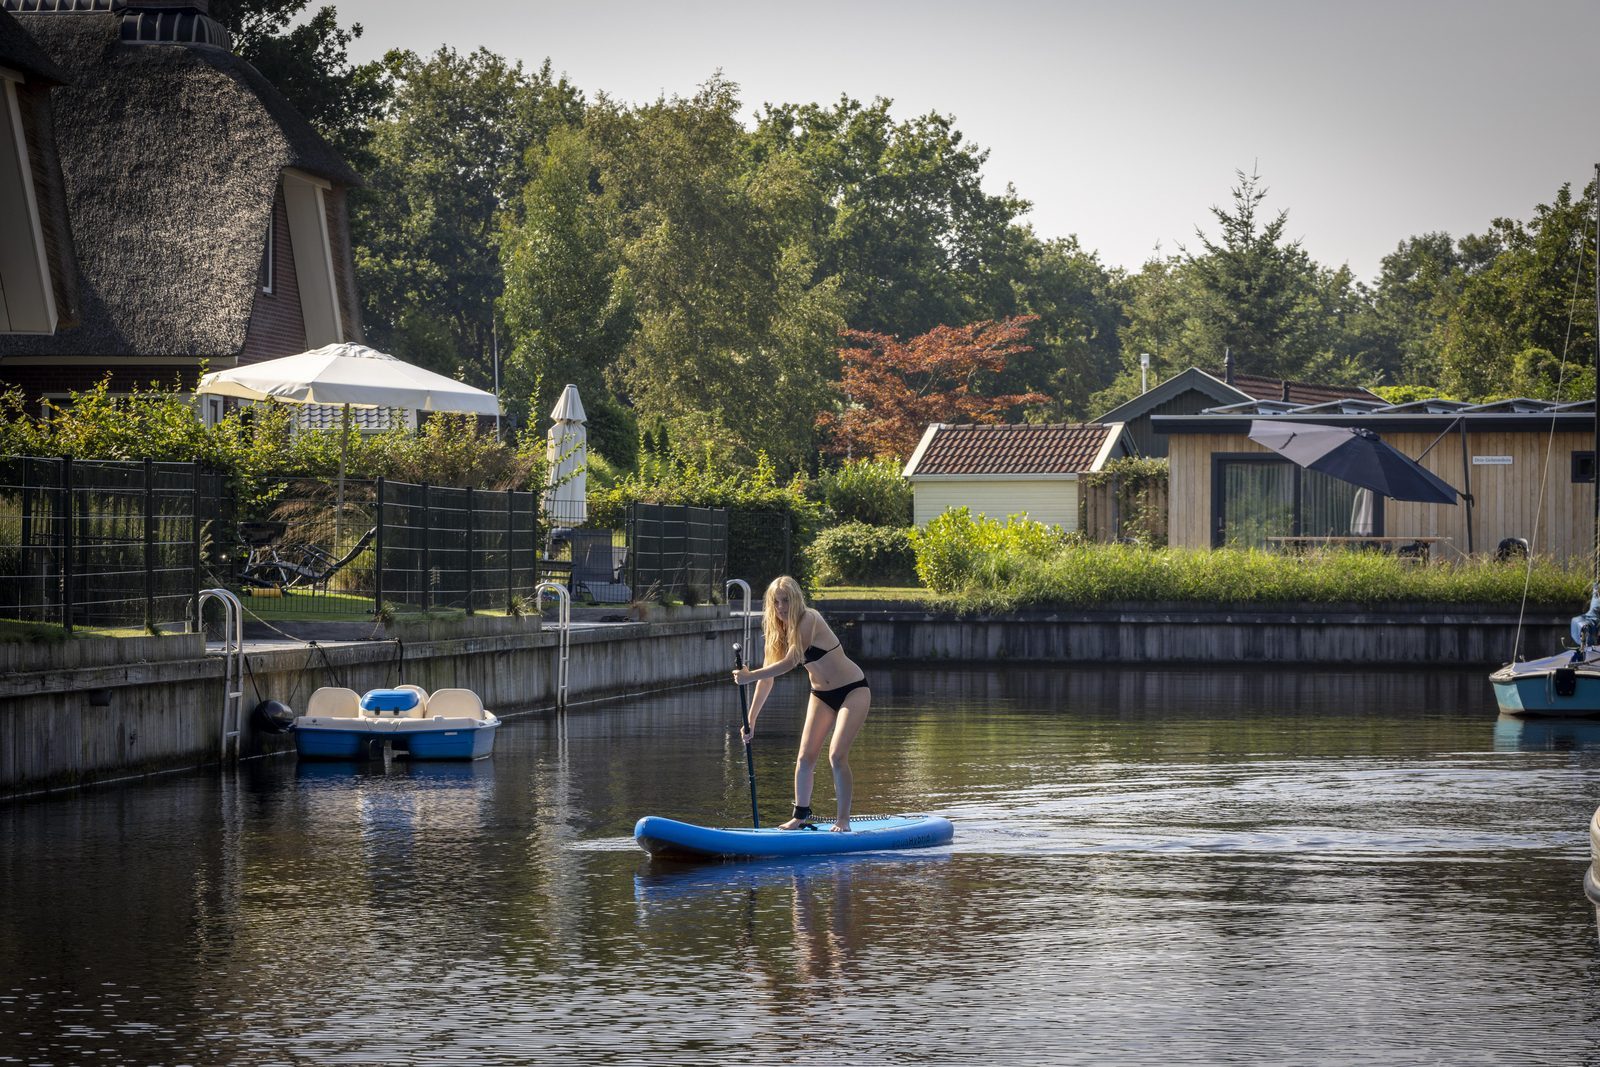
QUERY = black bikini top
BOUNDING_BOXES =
[803,640,841,664]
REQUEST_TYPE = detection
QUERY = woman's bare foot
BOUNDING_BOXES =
[830,822,850,833]
[778,816,813,830]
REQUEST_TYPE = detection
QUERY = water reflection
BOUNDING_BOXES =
[2,666,1598,1065]
[1494,714,1600,753]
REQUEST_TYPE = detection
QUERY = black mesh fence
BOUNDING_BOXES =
[236,477,547,616]
[625,503,728,604]
[0,456,210,633]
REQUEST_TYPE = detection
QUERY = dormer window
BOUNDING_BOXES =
[260,209,274,294]
[280,169,342,346]
[0,69,57,334]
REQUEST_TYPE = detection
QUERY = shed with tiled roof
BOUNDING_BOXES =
[902,422,1128,529]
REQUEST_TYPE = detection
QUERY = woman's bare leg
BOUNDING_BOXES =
[780,697,835,829]
[827,688,872,831]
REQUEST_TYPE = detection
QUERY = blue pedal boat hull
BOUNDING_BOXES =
[293,726,371,760]
[634,814,954,860]
[399,721,499,760]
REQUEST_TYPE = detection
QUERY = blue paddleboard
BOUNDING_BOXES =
[633,814,954,860]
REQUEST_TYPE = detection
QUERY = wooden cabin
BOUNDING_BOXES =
[1096,358,1382,458]
[1154,398,1597,565]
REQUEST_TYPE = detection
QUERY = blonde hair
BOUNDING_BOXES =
[762,575,806,666]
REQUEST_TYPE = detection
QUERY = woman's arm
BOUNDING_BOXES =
[737,644,800,684]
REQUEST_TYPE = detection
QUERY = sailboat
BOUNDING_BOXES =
[1488,167,1600,717]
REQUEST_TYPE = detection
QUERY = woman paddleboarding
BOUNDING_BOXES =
[732,575,871,832]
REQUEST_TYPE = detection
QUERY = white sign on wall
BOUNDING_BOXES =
[1472,455,1513,465]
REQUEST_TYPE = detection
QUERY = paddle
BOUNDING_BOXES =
[732,643,760,828]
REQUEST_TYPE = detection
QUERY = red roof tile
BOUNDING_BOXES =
[910,423,1115,476]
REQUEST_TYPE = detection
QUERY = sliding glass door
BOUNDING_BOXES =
[1212,455,1374,548]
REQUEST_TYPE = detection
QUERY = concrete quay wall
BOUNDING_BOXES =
[1,616,747,798]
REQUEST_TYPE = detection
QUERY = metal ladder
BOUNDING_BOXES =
[196,588,245,761]
[726,578,753,658]
[535,581,571,708]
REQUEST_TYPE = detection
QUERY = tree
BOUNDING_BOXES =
[352,49,584,392]
[1438,180,1597,400]
[821,317,1047,460]
[1347,233,1462,387]
[499,125,634,457]
[209,1,387,164]
[752,97,1030,339]
[1000,232,1126,419]
[582,77,847,473]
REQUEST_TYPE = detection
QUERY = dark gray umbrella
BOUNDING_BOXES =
[1247,421,1459,504]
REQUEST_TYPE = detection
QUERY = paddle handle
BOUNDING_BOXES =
[733,643,760,828]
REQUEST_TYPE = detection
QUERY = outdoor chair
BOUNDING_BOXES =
[570,529,631,604]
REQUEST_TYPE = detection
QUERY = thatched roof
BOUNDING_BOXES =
[0,7,65,82]
[0,10,361,360]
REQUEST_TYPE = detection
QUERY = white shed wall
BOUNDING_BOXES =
[912,478,1079,530]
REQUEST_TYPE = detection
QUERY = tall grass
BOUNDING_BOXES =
[931,544,1591,613]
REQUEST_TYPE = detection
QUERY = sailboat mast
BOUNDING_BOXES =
[1594,163,1599,584]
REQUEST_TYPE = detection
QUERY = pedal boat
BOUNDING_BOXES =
[293,686,500,760]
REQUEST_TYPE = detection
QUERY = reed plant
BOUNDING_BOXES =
[921,540,1591,613]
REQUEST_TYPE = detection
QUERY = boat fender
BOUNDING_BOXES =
[254,699,296,734]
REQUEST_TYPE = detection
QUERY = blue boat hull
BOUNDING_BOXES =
[634,814,954,860]
[1491,650,1600,717]
[294,727,370,759]
[400,722,498,760]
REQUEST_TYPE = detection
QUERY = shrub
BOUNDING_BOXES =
[809,522,917,585]
[814,457,913,526]
[910,507,1074,593]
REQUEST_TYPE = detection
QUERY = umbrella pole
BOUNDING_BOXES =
[336,402,349,548]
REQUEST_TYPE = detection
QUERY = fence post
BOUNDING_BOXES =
[465,485,476,616]
[420,482,431,613]
[373,476,386,617]
[505,487,514,612]
[60,455,73,634]
[190,464,201,630]
[144,457,156,632]
[19,457,33,621]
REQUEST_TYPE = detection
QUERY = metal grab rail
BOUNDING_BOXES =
[196,587,244,761]
[725,579,752,661]
[535,581,571,708]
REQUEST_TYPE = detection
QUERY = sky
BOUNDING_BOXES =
[327,0,1600,283]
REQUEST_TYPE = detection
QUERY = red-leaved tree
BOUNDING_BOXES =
[818,316,1048,459]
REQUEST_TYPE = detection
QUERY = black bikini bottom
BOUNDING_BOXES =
[811,677,869,713]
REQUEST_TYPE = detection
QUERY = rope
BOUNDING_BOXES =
[1512,191,1595,662]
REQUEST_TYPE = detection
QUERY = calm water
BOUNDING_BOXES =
[3,666,1600,1065]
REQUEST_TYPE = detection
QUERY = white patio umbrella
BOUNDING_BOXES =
[197,342,502,535]
[544,384,588,528]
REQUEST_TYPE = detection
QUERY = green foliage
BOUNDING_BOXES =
[588,77,848,473]
[750,95,1030,340]
[353,48,584,396]
[499,124,631,431]
[910,507,1074,593]
[808,522,917,585]
[814,457,912,527]
[0,379,547,514]
[928,543,1589,612]
[1438,181,1598,401]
